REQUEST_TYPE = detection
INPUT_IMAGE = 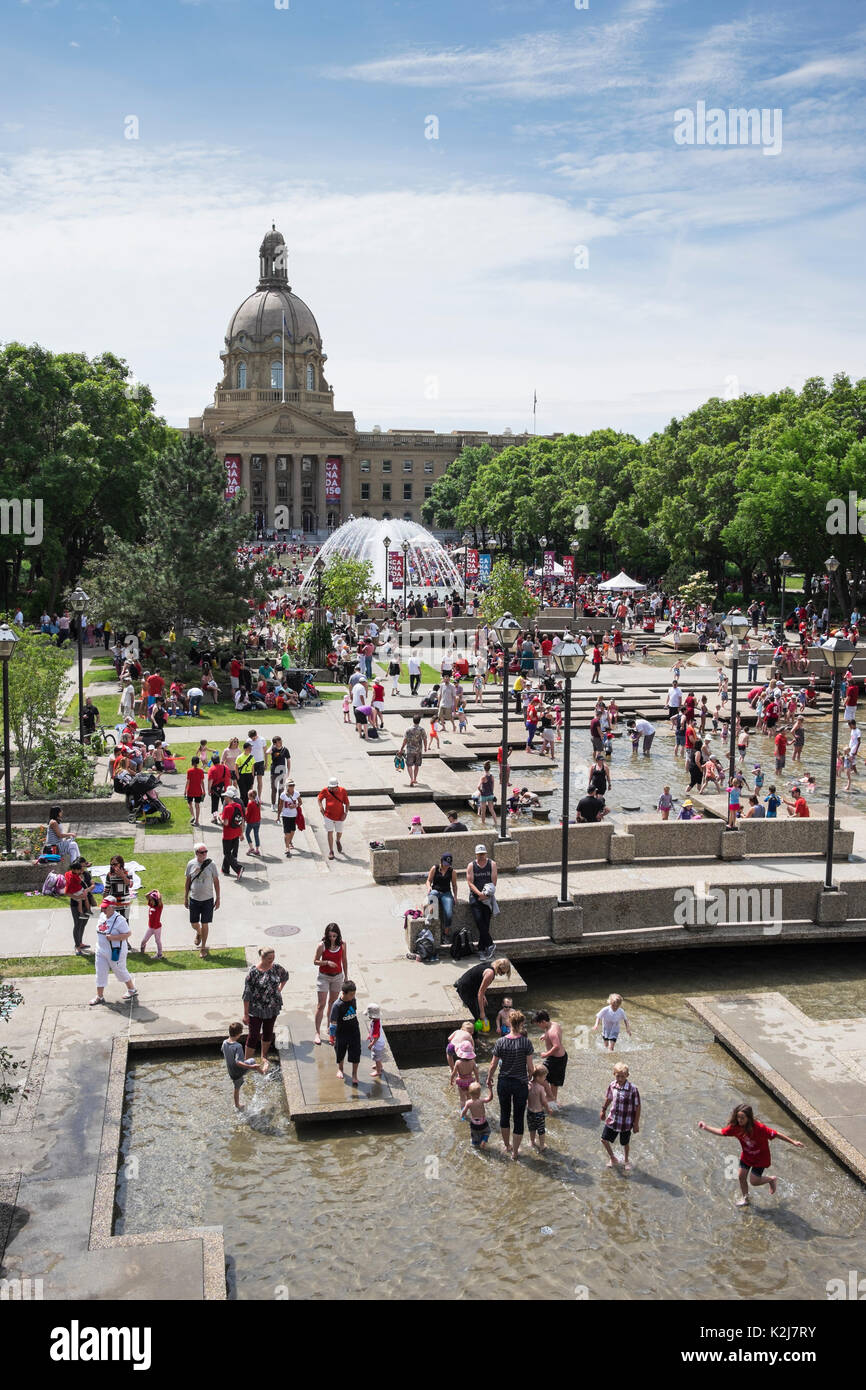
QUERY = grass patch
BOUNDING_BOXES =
[0,842,193,911]
[143,796,192,835]
[65,694,295,728]
[394,661,441,686]
[77,836,137,863]
[0,947,248,979]
[83,667,116,687]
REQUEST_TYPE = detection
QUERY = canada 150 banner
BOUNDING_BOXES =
[224,455,241,500]
[325,456,342,502]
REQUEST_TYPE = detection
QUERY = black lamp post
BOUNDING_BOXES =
[493,612,521,841]
[778,551,793,633]
[722,611,749,781]
[69,585,88,745]
[402,540,409,613]
[0,622,18,855]
[462,531,472,608]
[383,535,391,613]
[552,640,586,904]
[821,636,854,891]
[825,554,840,631]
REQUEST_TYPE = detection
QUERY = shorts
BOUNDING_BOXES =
[316,971,344,995]
[544,1053,567,1088]
[844,707,856,722]
[322,816,345,833]
[354,710,367,725]
[282,816,297,835]
[369,1037,385,1060]
[479,794,495,804]
[254,761,265,776]
[189,897,215,925]
[373,701,385,712]
[542,729,555,745]
[187,795,204,804]
[470,1120,490,1147]
[602,1125,631,1146]
[335,1031,361,1065]
[527,1109,546,1135]
[230,1072,247,1091]
[739,1160,766,1175]
[246,1014,276,1048]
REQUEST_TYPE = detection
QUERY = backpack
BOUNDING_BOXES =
[41,872,65,897]
[450,928,473,962]
[229,804,244,829]
[366,726,379,740]
[413,926,438,962]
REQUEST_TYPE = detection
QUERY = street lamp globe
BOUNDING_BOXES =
[382,535,391,551]
[778,552,793,571]
[552,641,585,678]
[69,585,88,614]
[0,624,18,661]
[821,635,855,672]
[825,555,840,575]
[721,611,749,641]
[493,612,522,650]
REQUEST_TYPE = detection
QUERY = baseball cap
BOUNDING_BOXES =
[475,843,488,854]
[328,777,338,788]
[441,852,453,864]
[100,896,117,908]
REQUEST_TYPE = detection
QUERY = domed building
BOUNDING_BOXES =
[189,226,536,538]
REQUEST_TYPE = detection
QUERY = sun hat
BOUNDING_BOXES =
[411,815,422,825]
[456,1040,476,1060]
[682,799,693,808]
[366,1004,381,1019]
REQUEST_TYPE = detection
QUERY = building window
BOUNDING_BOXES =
[276,455,289,471]
[403,511,412,521]
[360,459,371,473]
[383,510,392,520]
[270,362,283,389]
[277,480,288,501]
[403,482,412,501]
[251,455,265,471]
[252,482,263,500]
[302,482,313,501]
[424,485,433,499]
[424,460,434,473]
[403,459,413,472]
[361,482,370,501]
[382,459,392,473]
[382,483,391,502]
[236,362,247,389]
[306,364,315,390]
[302,457,312,471]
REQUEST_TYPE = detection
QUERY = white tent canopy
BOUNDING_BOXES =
[596,571,646,591]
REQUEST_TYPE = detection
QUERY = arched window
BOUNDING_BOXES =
[271,362,283,390]
[306,363,315,390]
[236,362,247,389]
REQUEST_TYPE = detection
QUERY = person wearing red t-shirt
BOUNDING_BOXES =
[244,789,262,856]
[773,729,787,773]
[220,790,245,878]
[65,859,92,955]
[185,756,206,827]
[699,1102,803,1205]
[145,671,165,709]
[783,786,810,817]
[229,656,241,696]
[208,755,232,823]
[317,778,350,859]
[371,679,386,729]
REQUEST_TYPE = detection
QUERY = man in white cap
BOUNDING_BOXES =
[89,897,137,1005]
[317,776,350,859]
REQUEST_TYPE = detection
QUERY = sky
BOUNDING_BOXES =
[1,0,864,437]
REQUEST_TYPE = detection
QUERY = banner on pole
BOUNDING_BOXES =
[479,553,492,581]
[563,554,575,582]
[325,456,342,503]
[224,455,241,500]
[388,552,404,585]
[543,550,556,577]
[465,548,480,578]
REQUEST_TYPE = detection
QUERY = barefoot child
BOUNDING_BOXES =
[450,1039,480,1110]
[657,786,673,821]
[592,993,632,1051]
[600,1062,640,1172]
[534,1009,567,1105]
[429,716,442,750]
[329,979,362,1085]
[446,1021,475,1078]
[460,1081,494,1148]
[222,1021,268,1111]
[527,1064,552,1152]
[342,691,352,723]
[496,996,514,1036]
[138,889,165,959]
[365,1003,385,1080]
[698,1103,803,1205]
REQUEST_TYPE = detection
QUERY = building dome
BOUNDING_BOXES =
[226,289,321,350]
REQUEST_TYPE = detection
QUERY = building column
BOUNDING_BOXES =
[317,456,327,535]
[292,455,302,535]
[266,458,276,531]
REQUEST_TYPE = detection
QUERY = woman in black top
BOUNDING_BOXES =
[486,1008,534,1160]
[454,957,511,1021]
[687,739,704,791]
[425,852,458,935]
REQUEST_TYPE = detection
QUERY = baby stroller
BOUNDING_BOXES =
[123,771,172,824]
[541,674,561,705]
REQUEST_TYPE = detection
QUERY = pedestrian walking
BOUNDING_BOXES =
[486,1009,534,1161]
[220,788,245,879]
[184,843,221,957]
[599,1062,641,1171]
[317,777,349,858]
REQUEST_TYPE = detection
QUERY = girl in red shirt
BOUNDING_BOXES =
[139,889,165,959]
[698,1103,803,1205]
[185,756,206,827]
[244,789,262,856]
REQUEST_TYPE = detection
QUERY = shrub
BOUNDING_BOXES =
[29,733,97,798]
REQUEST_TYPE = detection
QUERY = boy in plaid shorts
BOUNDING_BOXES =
[600,1062,641,1172]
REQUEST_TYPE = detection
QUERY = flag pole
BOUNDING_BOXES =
[281,312,286,404]
[532,389,537,436]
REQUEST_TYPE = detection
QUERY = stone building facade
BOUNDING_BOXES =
[188,226,536,538]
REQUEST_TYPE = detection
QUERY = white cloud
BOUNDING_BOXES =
[763,52,866,89]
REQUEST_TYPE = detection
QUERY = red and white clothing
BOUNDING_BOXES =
[721,1121,777,1169]
[141,901,164,955]
[367,1016,385,1060]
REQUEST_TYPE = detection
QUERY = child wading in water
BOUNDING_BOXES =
[365,1003,385,1081]
[446,1021,475,1077]
[534,1009,567,1106]
[496,996,513,1036]
[698,1103,803,1205]
[657,786,673,821]
[329,979,362,1085]
[527,1064,552,1153]
[450,1039,480,1110]
[592,993,632,1051]
[138,889,165,959]
[460,1081,494,1148]
[222,1021,269,1111]
[599,1062,641,1172]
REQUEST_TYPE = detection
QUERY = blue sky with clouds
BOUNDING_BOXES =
[1,0,864,434]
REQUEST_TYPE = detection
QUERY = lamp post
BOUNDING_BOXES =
[382,534,391,613]
[462,531,472,608]
[402,540,409,613]
[825,554,840,631]
[493,612,521,841]
[0,623,18,855]
[722,611,749,781]
[552,640,586,904]
[778,551,793,635]
[68,586,88,744]
[821,636,854,891]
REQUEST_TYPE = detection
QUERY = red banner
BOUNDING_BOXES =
[465,548,480,578]
[543,550,556,576]
[388,552,404,585]
[325,456,342,502]
[224,455,241,500]
[563,555,575,582]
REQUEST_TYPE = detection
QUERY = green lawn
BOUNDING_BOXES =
[380,661,442,686]
[83,667,117,687]
[77,836,137,863]
[0,948,247,979]
[0,843,194,910]
[143,796,191,835]
[65,694,295,728]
